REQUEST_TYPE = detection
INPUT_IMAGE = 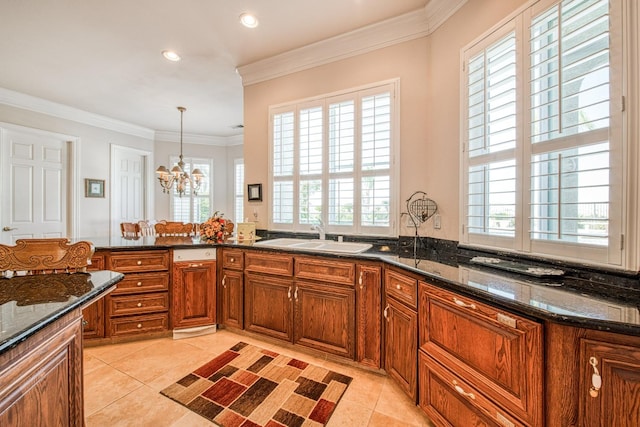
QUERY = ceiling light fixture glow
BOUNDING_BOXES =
[239,13,259,28]
[162,50,181,62]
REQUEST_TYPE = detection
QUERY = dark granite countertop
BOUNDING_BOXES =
[0,270,124,354]
[80,235,640,336]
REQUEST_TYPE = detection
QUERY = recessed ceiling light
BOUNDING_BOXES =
[239,13,258,28]
[162,50,181,62]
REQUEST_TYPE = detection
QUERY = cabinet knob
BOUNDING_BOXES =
[137,302,142,307]
[230,257,235,262]
[137,281,142,287]
[396,284,401,290]
[137,323,142,328]
[137,260,142,265]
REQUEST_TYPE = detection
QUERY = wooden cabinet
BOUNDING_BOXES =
[106,249,171,338]
[384,295,418,400]
[419,351,525,427]
[294,280,355,359]
[356,263,382,369]
[82,252,106,340]
[419,281,543,427]
[219,248,245,329]
[578,338,640,426]
[244,272,294,341]
[0,309,84,426]
[383,266,418,401]
[220,268,244,329]
[172,260,216,329]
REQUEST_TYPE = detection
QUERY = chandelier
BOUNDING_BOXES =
[155,106,204,197]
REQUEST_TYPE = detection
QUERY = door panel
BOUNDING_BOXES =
[1,126,68,243]
[112,145,146,233]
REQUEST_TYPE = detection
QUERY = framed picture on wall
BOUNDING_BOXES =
[247,183,262,201]
[85,179,105,198]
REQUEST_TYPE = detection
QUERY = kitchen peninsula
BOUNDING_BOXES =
[0,270,123,426]
[80,235,640,425]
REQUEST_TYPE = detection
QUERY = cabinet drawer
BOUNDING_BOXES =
[109,313,169,337]
[419,281,543,426]
[111,272,169,295]
[221,249,244,270]
[245,251,293,276]
[419,351,525,427]
[88,253,106,271]
[107,292,169,317]
[294,257,355,286]
[385,268,417,309]
[108,250,170,272]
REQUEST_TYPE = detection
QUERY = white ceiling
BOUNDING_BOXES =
[0,0,431,138]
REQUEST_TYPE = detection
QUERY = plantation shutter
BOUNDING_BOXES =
[298,105,323,225]
[234,159,244,223]
[272,111,295,226]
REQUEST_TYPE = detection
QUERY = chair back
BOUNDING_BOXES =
[138,220,155,236]
[0,238,95,277]
[154,222,194,236]
[120,222,141,237]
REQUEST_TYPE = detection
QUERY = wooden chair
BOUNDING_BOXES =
[137,220,155,236]
[154,222,194,236]
[0,238,95,277]
[120,222,141,238]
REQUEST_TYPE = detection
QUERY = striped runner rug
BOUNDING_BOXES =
[160,342,352,426]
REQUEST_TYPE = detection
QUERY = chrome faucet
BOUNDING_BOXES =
[310,219,325,240]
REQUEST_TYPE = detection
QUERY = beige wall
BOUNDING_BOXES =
[243,0,528,239]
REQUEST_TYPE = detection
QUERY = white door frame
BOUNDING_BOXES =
[0,122,79,239]
[109,144,153,236]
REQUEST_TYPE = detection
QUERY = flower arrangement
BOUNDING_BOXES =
[199,211,228,242]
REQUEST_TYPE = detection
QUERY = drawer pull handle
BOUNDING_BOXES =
[137,260,142,265]
[396,284,402,290]
[358,271,363,288]
[189,263,203,267]
[137,323,142,328]
[137,302,142,307]
[589,356,602,398]
[294,287,298,301]
[287,286,292,300]
[452,380,475,400]
[222,275,227,288]
[137,281,142,287]
[453,297,476,310]
[383,304,390,321]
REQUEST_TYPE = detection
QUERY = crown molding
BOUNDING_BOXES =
[0,86,155,140]
[154,130,243,147]
[237,0,468,86]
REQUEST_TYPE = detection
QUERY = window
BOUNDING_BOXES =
[269,82,397,236]
[234,159,244,223]
[171,157,213,223]
[462,0,623,266]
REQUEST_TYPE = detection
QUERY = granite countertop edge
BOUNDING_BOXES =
[0,271,124,355]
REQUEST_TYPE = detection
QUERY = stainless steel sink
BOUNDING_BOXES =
[253,238,372,254]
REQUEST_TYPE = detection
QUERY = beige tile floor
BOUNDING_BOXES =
[83,329,435,427]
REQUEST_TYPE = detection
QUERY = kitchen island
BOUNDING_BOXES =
[0,270,123,426]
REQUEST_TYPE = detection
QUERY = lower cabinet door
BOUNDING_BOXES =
[244,272,293,342]
[81,298,105,340]
[172,260,216,329]
[294,280,355,359]
[384,297,418,401]
[579,338,640,427]
[356,264,382,368]
[419,351,525,427]
[220,268,244,329]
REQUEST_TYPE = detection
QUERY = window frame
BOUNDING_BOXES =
[267,80,400,237]
[460,0,626,268]
[169,156,214,224]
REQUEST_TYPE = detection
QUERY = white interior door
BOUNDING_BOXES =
[111,145,148,234]
[0,126,69,244]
